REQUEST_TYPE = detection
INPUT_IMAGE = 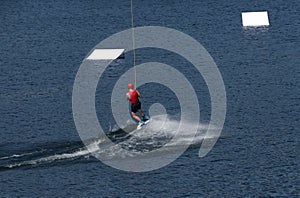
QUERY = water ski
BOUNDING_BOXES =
[137,116,150,130]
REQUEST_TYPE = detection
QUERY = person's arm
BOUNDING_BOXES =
[126,92,130,100]
[136,90,142,98]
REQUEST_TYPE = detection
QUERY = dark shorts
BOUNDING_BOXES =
[131,102,141,113]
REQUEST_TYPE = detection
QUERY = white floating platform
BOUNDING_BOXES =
[86,49,125,60]
[242,11,270,27]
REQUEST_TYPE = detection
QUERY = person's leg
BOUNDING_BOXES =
[131,104,141,122]
[136,102,145,118]
[131,112,141,122]
[137,109,145,117]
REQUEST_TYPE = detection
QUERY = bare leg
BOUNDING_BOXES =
[131,112,141,122]
[137,109,145,117]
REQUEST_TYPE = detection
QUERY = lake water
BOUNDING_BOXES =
[0,0,299,197]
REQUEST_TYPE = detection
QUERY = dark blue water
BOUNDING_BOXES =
[0,0,299,197]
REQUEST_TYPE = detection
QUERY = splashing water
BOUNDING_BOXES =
[1,115,221,170]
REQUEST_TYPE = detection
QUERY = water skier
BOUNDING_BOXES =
[126,83,148,129]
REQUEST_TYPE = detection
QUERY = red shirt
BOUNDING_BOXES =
[129,90,139,104]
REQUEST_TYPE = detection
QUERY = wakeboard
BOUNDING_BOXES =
[137,116,150,130]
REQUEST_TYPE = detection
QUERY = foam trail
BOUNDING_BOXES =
[5,150,88,169]
[0,150,46,160]
[1,115,222,169]
[2,139,103,169]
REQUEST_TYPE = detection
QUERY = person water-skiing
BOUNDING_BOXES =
[126,83,148,129]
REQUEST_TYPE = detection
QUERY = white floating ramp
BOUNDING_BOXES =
[86,49,125,60]
[242,11,270,27]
